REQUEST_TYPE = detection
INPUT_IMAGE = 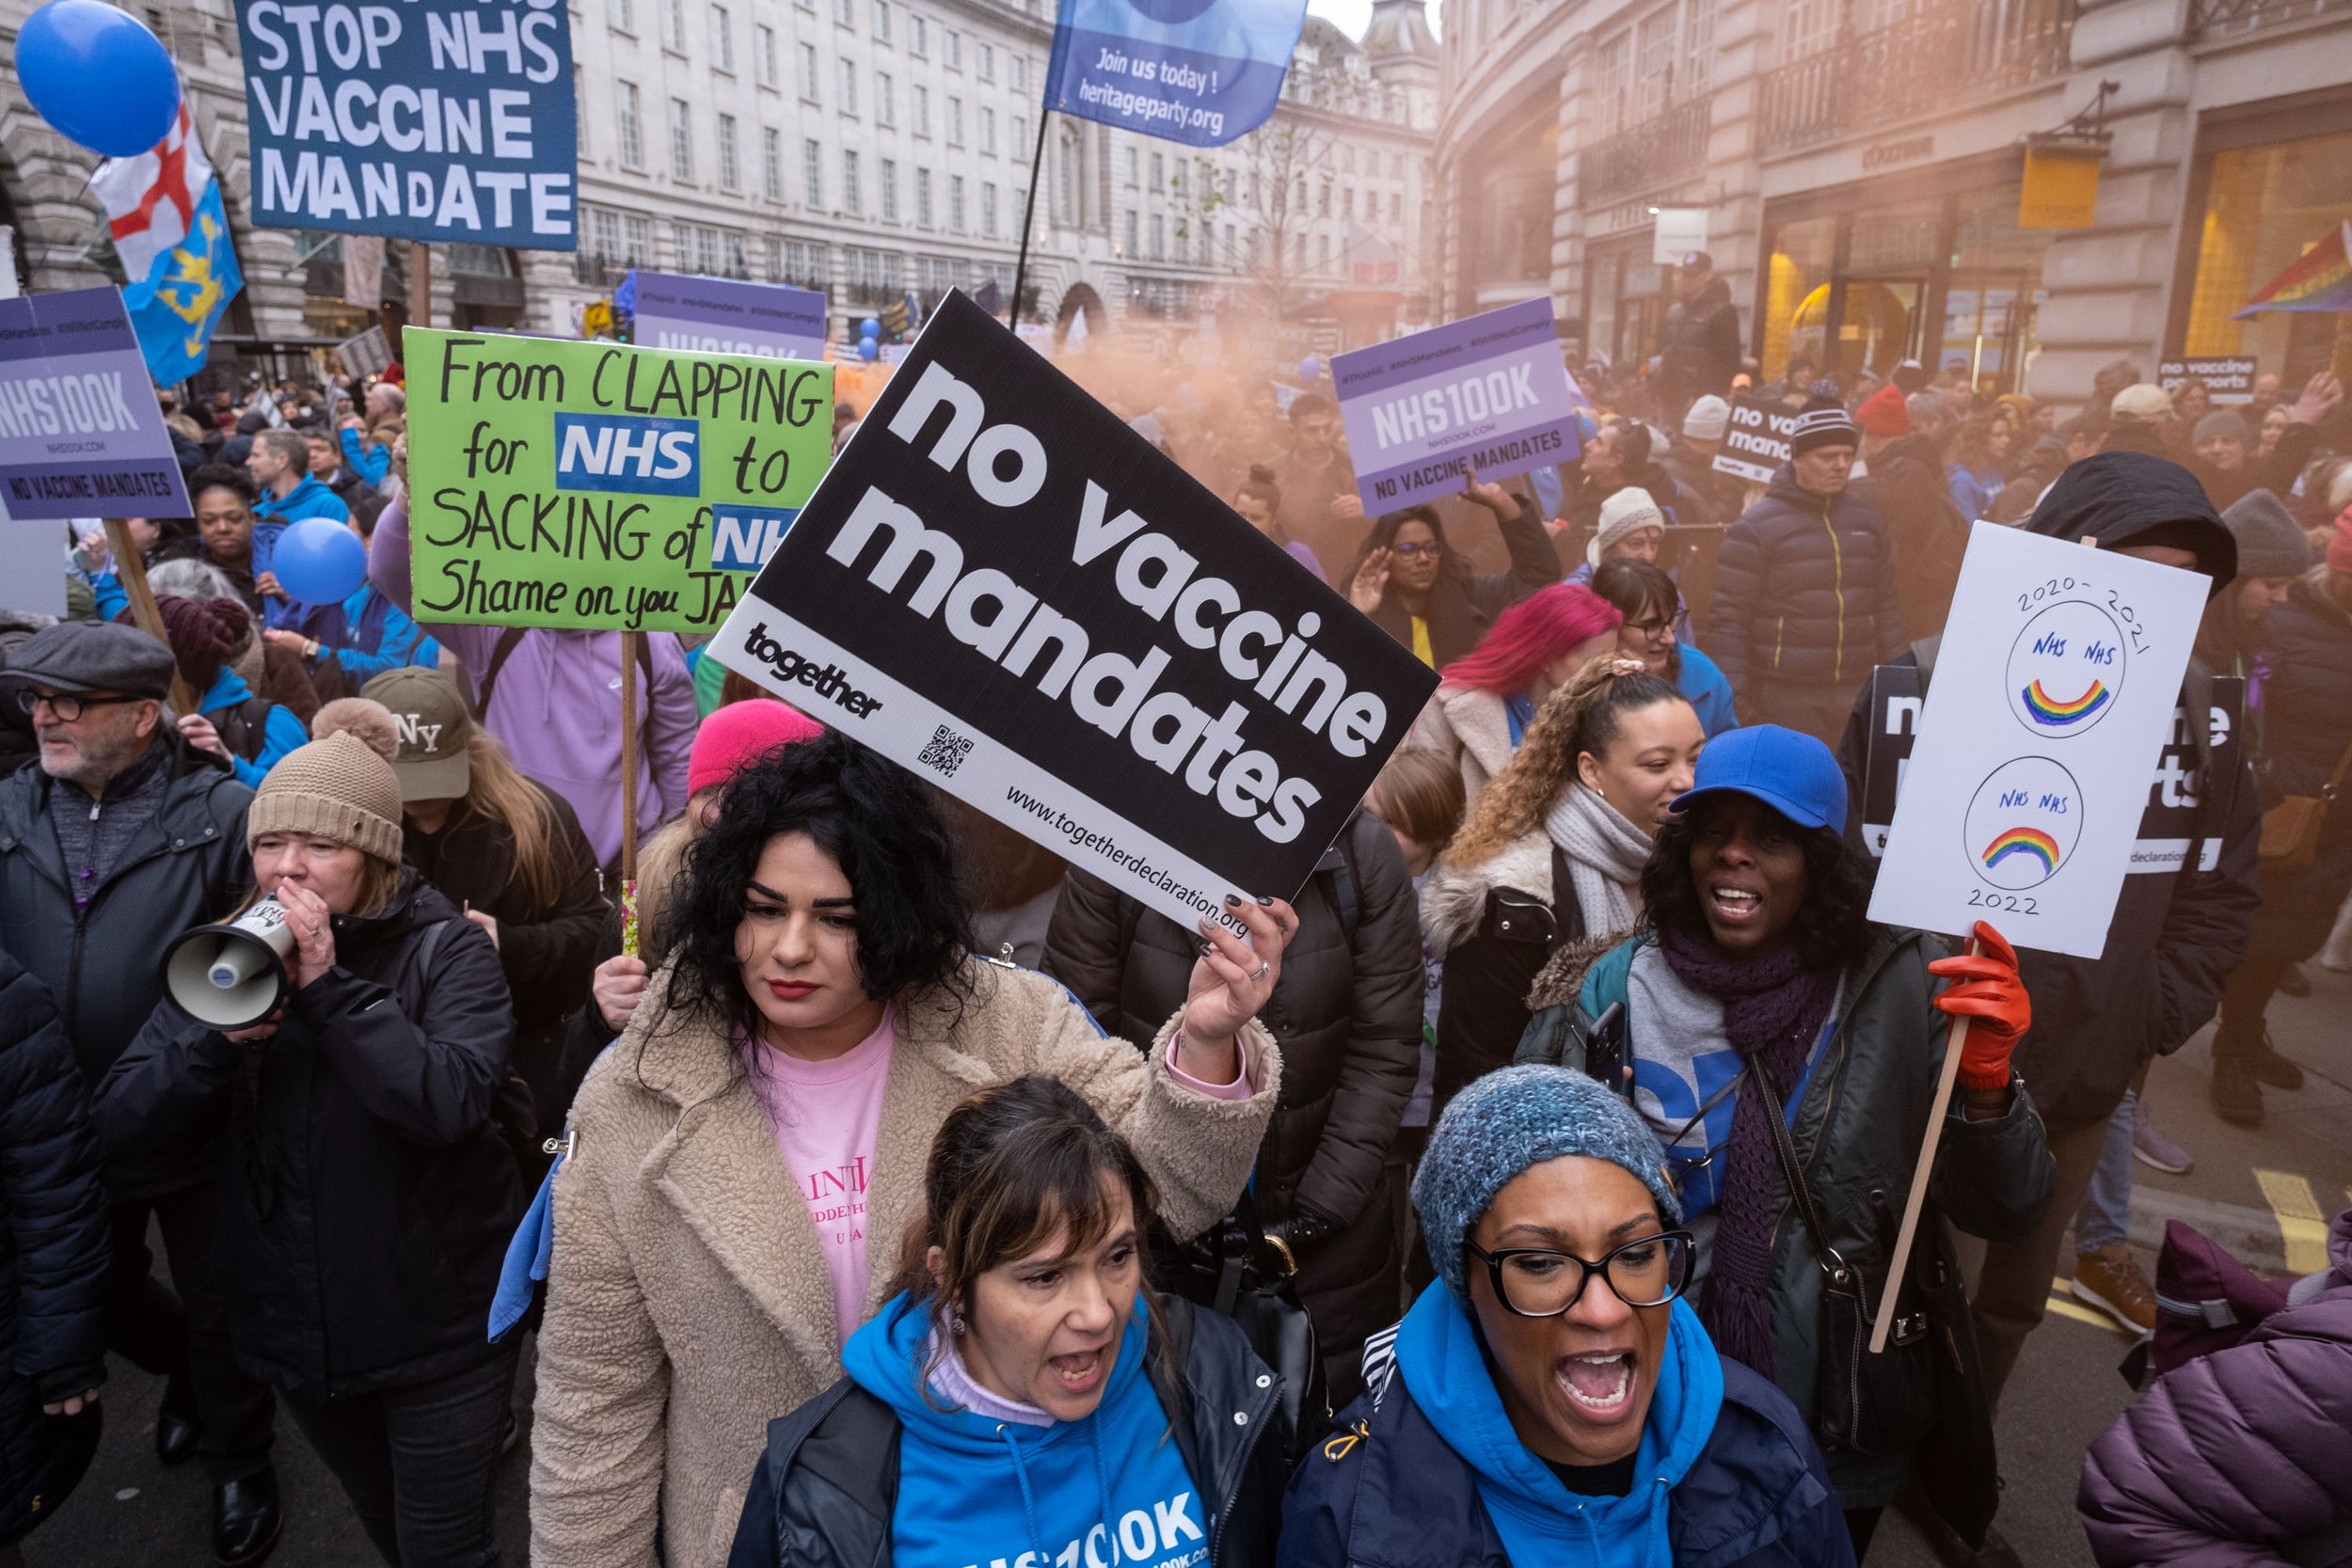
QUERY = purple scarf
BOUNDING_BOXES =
[1660,927,1840,1379]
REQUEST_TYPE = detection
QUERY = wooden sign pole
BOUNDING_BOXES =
[103,519,198,716]
[617,630,640,887]
[1870,937,1977,1354]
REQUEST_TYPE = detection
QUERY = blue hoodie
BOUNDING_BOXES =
[253,475,353,630]
[199,668,309,788]
[1391,1283,1724,1568]
[841,1293,1209,1568]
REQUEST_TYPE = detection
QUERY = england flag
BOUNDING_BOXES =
[90,103,215,294]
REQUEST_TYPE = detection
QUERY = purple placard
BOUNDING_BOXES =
[1331,298,1582,513]
[0,288,190,522]
[629,271,828,361]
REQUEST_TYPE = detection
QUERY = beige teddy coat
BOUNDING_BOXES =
[526,958,1280,1568]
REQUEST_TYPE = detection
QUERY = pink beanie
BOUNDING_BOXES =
[688,699,825,796]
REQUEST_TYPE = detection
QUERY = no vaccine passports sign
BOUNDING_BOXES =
[710,290,1439,928]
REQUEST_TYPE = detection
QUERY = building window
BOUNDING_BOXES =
[843,150,862,214]
[881,158,898,219]
[909,15,927,54]
[799,41,819,100]
[834,0,852,23]
[717,114,740,188]
[947,97,963,145]
[1636,9,1675,121]
[609,0,634,32]
[876,72,895,125]
[618,82,644,167]
[755,24,777,87]
[660,0,684,49]
[1150,213,1164,259]
[1317,181,1330,217]
[977,42,994,81]
[1341,187,1353,220]
[1294,231,1305,268]
[1011,55,1025,92]
[1593,32,1629,135]
[779,238,828,287]
[916,166,933,227]
[979,107,996,155]
[764,127,784,199]
[943,27,961,69]
[1123,209,1137,254]
[873,0,890,40]
[805,137,824,205]
[839,58,857,115]
[1150,151,1164,188]
[669,99,693,180]
[1390,190,1402,224]
[1012,115,1026,153]
[1683,0,1718,94]
[709,4,733,71]
[1317,233,1329,269]
[1124,147,1138,185]
[913,85,930,135]
[950,173,966,231]
[982,181,997,237]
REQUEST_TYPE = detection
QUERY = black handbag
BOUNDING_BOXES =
[1155,1185,1327,1463]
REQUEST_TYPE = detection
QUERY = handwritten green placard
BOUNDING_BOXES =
[403,328,834,631]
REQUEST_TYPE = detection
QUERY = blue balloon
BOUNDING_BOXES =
[17,0,182,159]
[1298,356,1321,382]
[860,317,882,341]
[858,339,881,363]
[270,518,368,609]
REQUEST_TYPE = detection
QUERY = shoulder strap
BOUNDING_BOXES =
[472,626,531,721]
[1748,1056,1848,1281]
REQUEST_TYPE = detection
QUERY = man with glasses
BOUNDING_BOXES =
[1282,1067,1853,1568]
[0,623,281,1565]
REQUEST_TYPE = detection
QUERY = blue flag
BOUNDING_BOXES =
[1043,0,1309,148]
[126,179,242,385]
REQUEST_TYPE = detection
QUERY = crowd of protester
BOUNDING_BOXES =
[0,328,2345,1568]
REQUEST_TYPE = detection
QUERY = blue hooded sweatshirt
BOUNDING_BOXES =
[199,668,308,788]
[841,1293,1209,1568]
[252,475,353,629]
[1391,1282,1725,1568]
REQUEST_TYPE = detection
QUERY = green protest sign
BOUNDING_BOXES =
[403,328,834,632]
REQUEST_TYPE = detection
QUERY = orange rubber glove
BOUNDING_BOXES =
[1927,920,2030,1090]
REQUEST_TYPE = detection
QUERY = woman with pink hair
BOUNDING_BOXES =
[1405,582,1624,805]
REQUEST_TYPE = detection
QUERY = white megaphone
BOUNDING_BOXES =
[163,899,294,1030]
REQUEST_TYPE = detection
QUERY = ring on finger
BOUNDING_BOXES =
[1250,961,1270,981]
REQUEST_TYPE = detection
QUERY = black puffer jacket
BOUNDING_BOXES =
[0,735,251,1200]
[1854,432,1967,641]
[727,1298,1290,1568]
[1839,454,2260,1122]
[0,956,109,1534]
[1041,816,1422,1397]
[1708,467,1905,694]
[402,788,608,1138]
[1362,497,1556,669]
[95,873,523,1401]
[1659,277,1742,401]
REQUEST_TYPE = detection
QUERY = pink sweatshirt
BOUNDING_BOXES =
[741,1013,1254,1349]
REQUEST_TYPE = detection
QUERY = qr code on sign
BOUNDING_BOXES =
[916,724,974,778]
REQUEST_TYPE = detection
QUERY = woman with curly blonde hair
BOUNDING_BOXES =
[1420,656,1704,1115]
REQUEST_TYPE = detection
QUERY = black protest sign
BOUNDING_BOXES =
[1711,395,1790,484]
[2157,356,2258,406]
[711,290,1441,927]
[1856,661,2244,873]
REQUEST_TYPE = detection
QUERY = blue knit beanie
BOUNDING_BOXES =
[1413,1066,1683,1301]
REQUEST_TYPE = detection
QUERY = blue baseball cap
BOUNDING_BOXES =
[1670,723,1848,831]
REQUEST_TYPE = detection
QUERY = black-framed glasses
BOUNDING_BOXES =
[1626,616,1677,641]
[1391,541,1444,560]
[1467,1231,1696,1317]
[15,690,145,722]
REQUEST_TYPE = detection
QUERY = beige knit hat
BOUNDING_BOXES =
[246,732,405,863]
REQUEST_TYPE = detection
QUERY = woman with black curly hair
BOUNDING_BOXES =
[1514,723,2054,1550]
[526,732,1294,1568]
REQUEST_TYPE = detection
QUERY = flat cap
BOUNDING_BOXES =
[0,621,173,700]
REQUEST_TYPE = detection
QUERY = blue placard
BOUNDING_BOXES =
[234,0,580,250]
[1042,0,1309,148]
[553,413,700,496]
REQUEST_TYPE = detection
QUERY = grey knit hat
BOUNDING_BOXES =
[1412,1065,1682,1301]
[2221,488,2312,579]
[2194,409,2251,448]
[246,732,405,863]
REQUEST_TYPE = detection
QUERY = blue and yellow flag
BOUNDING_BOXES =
[126,179,242,385]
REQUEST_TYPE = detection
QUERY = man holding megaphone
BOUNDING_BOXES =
[0,622,284,1566]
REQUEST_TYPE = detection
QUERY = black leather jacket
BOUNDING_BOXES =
[727,1298,1291,1568]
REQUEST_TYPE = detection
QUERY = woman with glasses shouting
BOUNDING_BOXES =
[1345,471,1559,673]
[1282,1066,1857,1568]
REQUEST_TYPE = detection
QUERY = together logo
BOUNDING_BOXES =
[741,622,887,718]
[554,411,701,497]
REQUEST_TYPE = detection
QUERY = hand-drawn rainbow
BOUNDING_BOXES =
[2021,678,2110,726]
[1981,826,2061,876]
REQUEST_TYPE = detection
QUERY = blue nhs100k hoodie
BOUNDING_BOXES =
[841,1292,1209,1568]
[1391,1282,1725,1568]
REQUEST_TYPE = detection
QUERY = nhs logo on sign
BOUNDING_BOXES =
[709,505,801,572]
[554,413,700,497]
